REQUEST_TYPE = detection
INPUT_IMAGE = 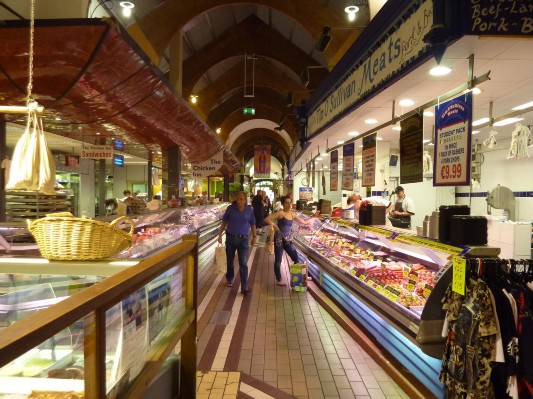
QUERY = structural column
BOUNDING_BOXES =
[0,116,5,222]
[169,29,184,95]
[162,146,181,203]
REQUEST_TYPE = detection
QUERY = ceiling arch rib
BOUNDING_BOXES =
[182,14,325,98]
[194,58,306,116]
[207,87,289,130]
[226,119,293,150]
[132,0,357,63]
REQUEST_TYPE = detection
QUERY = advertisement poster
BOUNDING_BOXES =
[147,277,171,345]
[254,145,271,178]
[330,150,338,191]
[342,143,355,191]
[299,187,313,201]
[434,92,472,186]
[400,114,424,184]
[121,288,148,382]
[362,134,377,187]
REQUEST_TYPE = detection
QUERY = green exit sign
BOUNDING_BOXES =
[243,107,256,115]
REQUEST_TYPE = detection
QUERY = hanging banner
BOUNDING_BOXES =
[191,151,223,178]
[400,114,424,184]
[81,145,113,159]
[311,160,316,188]
[342,143,355,191]
[254,145,271,178]
[467,0,533,36]
[362,134,377,187]
[299,187,313,201]
[330,150,339,191]
[434,92,473,186]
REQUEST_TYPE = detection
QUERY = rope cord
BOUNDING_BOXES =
[26,0,35,105]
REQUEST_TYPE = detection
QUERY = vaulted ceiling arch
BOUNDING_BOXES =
[226,119,293,150]
[231,128,291,164]
[182,15,325,98]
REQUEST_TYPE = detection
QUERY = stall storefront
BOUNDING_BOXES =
[289,0,533,396]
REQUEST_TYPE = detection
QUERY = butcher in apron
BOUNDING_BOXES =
[391,186,415,227]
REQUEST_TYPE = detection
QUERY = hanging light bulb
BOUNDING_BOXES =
[120,2,135,17]
[344,5,359,21]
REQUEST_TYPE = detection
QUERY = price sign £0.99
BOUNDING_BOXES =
[434,92,473,187]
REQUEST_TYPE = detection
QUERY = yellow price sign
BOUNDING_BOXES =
[375,282,385,293]
[452,256,466,295]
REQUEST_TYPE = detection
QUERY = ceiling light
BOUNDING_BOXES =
[493,117,524,127]
[316,157,323,161]
[323,166,328,169]
[364,119,377,124]
[512,101,533,110]
[96,132,100,135]
[398,99,415,107]
[348,131,358,136]
[216,128,222,134]
[377,137,383,141]
[472,117,490,126]
[392,126,401,131]
[428,142,434,146]
[423,111,434,117]
[429,66,452,76]
[472,130,480,134]
[337,140,344,144]
[358,145,363,148]
[321,152,328,157]
[472,87,482,95]
[190,94,198,104]
[55,116,61,121]
[344,5,359,21]
[120,1,135,17]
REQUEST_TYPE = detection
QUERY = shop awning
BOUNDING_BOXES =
[0,19,240,173]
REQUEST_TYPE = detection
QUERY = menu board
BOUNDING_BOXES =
[362,134,376,187]
[400,114,423,184]
[434,93,472,186]
[330,150,338,191]
[342,143,355,191]
[468,0,533,36]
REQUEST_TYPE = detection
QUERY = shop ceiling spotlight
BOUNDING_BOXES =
[344,5,359,21]
[190,94,198,104]
[119,1,135,17]
[429,65,452,76]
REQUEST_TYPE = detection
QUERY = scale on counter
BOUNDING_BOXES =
[486,184,516,221]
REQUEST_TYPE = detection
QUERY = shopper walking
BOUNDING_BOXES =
[218,191,256,295]
[252,189,266,234]
[264,195,312,286]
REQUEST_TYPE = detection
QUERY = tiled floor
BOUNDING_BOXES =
[195,235,411,399]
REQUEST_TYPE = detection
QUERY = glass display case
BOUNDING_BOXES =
[293,214,500,398]
[0,210,210,398]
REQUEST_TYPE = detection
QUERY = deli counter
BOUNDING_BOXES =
[0,205,226,398]
[292,215,499,398]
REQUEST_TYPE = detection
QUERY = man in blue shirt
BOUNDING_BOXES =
[218,191,257,294]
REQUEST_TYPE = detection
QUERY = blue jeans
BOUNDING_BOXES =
[273,232,299,281]
[225,235,249,290]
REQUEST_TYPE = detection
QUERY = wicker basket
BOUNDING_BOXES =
[27,214,134,261]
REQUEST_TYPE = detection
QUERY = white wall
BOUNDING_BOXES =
[79,159,95,217]
[456,136,533,222]
[112,164,149,198]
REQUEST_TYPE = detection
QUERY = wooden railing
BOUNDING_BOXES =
[0,235,199,399]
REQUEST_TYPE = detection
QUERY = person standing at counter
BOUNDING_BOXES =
[346,193,362,221]
[390,186,415,227]
[264,195,312,286]
[218,191,256,295]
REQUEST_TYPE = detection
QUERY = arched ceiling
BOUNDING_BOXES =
[120,0,370,171]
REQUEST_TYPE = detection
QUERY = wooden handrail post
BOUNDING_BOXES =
[180,235,198,399]
[84,308,107,399]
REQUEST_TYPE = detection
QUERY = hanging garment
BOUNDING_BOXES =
[423,150,432,173]
[440,278,498,399]
[483,130,498,149]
